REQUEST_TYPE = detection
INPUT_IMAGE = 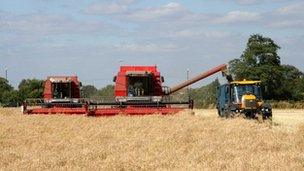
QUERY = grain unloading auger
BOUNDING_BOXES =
[23,64,228,116]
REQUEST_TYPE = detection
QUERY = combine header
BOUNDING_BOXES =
[23,64,228,116]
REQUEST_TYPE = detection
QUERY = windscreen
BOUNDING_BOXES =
[52,83,72,99]
[127,76,153,96]
[232,84,262,103]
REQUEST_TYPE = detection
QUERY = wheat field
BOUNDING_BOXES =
[0,108,303,170]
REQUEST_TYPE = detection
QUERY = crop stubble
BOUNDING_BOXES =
[0,108,303,170]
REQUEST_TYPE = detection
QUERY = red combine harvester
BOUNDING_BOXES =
[23,76,88,114]
[23,64,228,116]
[89,66,189,116]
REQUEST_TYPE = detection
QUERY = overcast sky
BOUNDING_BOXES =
[1,0,304,88]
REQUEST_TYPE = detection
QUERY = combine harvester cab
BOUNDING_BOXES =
[23,76,88,115]
[90,64,228,116]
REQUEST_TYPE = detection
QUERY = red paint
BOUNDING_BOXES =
[91,107,184,116]
[25,64,225,116]
[26,107,87,115]
[43,76,81,100]
[114,66,163,97]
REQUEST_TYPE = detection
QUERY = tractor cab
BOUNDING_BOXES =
[230,80,262,108]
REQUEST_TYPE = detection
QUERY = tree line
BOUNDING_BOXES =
[1,34,304,107]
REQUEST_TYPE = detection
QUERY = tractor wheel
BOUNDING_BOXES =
[263,112,273,121]
[257,114,263,123]
[223,109,231,118]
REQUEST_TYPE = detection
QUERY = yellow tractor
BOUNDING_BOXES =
[217,79,272,120]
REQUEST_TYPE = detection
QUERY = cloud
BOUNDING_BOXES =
[86,3,128,15]
[228,0,297,5]
[267,20,304,28]
[262,2,304,29]
[275,2,304,15]
[275,35,304,68]
[113,43,185,53]
[213,11,261,24]
[125,2,188,21]
[2,1,304,88]
[0,12,118,35]
[85,2,262,26]
[85,1,304,32]
[85,0,136,15]
[236,0,262,5]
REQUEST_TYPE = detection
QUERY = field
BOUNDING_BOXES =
[0,108,304,170]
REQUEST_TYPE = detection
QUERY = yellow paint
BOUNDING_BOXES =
[242,94,256,100]
[231,80,261,85]
[241,94,257,109]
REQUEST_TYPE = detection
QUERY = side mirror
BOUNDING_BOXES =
[161,76,165,83]
[113,76,117,82]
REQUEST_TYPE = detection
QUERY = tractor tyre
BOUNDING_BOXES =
[257,114,263,123]
[223,108,231,118]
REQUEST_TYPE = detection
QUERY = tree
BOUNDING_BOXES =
[0,77,13,106]
[97,85,114,99]
[229,34,303,100]
[230,34,281,99]
[1,90,21,107]
[81,85,98,98]
[18,79,44,101]
[281,65,304,100]
[0,77,13,92]
[189,79,220,108]
[243,34,281,66]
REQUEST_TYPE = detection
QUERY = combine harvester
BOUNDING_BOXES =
[23,64,228,116]
[89,64,228,116]
[23,76,88,114]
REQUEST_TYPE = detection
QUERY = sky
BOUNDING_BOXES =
[1,0,304,88]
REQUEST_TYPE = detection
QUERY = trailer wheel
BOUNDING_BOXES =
[218,108,226,118]
[223,109,231,118]
[217,108,222,117]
